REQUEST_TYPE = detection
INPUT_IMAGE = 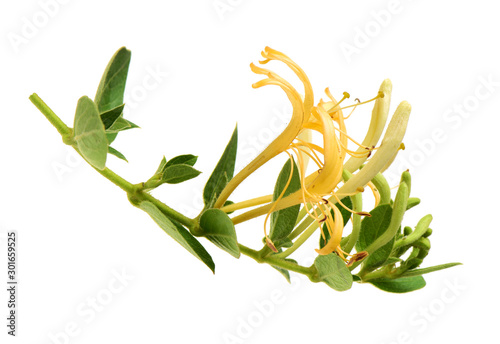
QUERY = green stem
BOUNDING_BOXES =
[31,93,198,232]
[239,244,314,276]
[29,93,74,143]
[94,167,136,193]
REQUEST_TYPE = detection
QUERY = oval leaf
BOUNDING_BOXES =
[162,164,201,184]
[165,154,198,168]
[369,276,426,293]
[314,254,353,291]
[200,208,240,258]
[94,47,131,113]
[139,201,215,273]
[73,96,108,170]
[356,204,393,269]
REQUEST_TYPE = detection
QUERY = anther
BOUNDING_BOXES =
[347,251,369,267]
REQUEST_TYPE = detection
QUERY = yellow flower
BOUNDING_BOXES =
[213,47,312,209]
[218,47,411,259]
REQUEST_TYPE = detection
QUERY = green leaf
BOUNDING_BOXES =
[203,126,237,208]
[314,254,353,291]
[401,263,462,278]
[369,276,426,293]
[357,204,393,251]
[106,116,139,133]
[73,96,108,170]
[269,158,301,242]
[100,104,125,129]
[199,208,240,258]
[139,201,215,273]
[356,204,393,269]
[108,146,128,162]
[165,154,198,168]
[95,47,131,113]
[155,157,168,175]
[162,164,201,184]
[365,237,395,270]
[320,197,352,249]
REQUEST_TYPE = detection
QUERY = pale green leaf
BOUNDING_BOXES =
[73,96,108,170]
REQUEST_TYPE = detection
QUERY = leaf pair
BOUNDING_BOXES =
[74,47,138,170]
[149,154,201,187]
[144,127,241,271]
[199,126,240,258]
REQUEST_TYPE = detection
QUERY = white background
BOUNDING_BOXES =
[1,1,499,343]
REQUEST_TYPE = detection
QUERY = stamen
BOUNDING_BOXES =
[324,89,350,113]
[289,143,324,169]
[289,146,322,223]
[340,91,384,111]
[366,181,381,207]
[343,106,357,120]
[332,126,375,152]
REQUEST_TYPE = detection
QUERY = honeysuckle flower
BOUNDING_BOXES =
[213,47,313,209]
[217,47,411,260]
[343,79,392,173]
